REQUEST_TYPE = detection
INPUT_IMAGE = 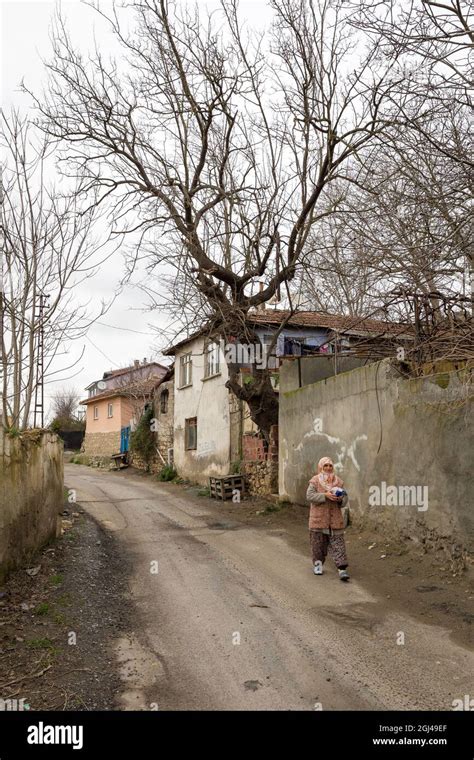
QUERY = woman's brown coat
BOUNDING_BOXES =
[306,481,348,530]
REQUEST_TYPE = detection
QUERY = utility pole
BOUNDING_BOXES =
[0,166,5,426]
[33,293,49,429]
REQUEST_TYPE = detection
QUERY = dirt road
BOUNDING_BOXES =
[65,464,473,711]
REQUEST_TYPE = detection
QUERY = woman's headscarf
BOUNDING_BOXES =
[310,457,343,493]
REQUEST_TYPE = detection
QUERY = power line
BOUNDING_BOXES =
[85,335,121,368]
[95,321,152,335]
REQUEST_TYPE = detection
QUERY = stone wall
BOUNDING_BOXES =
[155,379,175,465]
[130,379,175,475]
[279,358,473,567]
[242,459,279,496]
[242,425,279,495]
[0,429,63,580]
[82,430,121,459]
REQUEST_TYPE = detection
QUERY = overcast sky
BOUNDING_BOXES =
[1,0,272,417]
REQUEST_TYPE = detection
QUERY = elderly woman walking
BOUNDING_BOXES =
[306,457,350,581]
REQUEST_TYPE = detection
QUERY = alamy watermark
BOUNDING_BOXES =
[452,695,474,711]
[368,482,429,512]
[0,697,30,711]
[221,339,270,370]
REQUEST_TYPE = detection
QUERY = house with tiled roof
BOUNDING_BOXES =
[80,359,169,461]
[162,308,412,490]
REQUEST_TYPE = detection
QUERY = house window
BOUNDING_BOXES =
[93,406,99,420]
[160,389,169,414]
[204,341,220,378]
[185,417,197,450]
[179,353,192,387]
[107,403,113,418]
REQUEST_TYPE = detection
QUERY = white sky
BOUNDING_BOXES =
[1,0,272,418]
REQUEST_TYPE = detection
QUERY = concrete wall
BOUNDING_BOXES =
[0,429,63,579]
[279,359,473,560]
[280,354,367,390]
[173,337,231,484]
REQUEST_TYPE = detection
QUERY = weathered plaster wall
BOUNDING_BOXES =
[279,359,473,560]
[0,430,63,579]
[173,337,231,484]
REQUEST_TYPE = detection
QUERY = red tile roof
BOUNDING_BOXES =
[102,361,168,380]
[163,309,412,354]
[81,376,166,406]
[246,309,411,335]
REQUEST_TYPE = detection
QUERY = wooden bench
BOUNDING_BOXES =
[110,452,129,470]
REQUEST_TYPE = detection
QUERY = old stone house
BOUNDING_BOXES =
[131,366,175,474]
[153,366,175,467]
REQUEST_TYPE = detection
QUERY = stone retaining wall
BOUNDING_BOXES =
[0,429,63,580]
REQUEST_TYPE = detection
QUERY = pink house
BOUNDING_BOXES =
[81,360,168,460]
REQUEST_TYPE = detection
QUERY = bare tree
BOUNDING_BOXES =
[31,0,405,438]
[350,0,473,97]
[50,387,80,421]
[0,111,114,430]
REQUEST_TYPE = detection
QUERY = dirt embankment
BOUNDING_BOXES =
[0,505,133,710]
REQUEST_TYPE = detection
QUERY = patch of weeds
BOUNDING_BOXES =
[5,426,20,438]
[197,487,211,497]
[27,638,57,652]
[34,602,50,616]
[50,573,63,586]
[55,593,72,607]
[264,504,279,513]
[157,464,177,482]
[64,530,78,542]
[264,501,290,514]
[52,611,66,625]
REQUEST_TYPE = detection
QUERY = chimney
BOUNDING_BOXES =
[143,357,147,365]
[134,359,140,368]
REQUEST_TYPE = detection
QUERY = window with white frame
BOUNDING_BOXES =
[93,406,99,420]
[179,353,192,387]
[204,341,220,378]
[107,403,113,418]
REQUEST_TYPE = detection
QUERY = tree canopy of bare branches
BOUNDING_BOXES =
[0,111,114,430]
[29,0,408,436]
